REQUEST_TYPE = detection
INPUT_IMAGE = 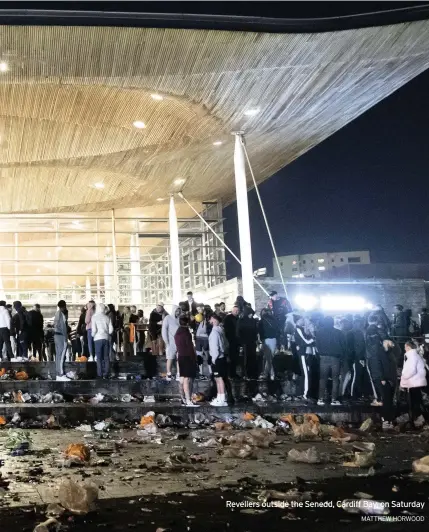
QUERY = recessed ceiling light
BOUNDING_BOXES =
[151,94,164,101]
[244,108,260,116]
[57,246,62,251]
[93,182,105,189]
[0,62,8,72]
[213,141,223,146]
[72,281,76,285]
[133,121,146,129]
[36,268,41,273]
[156,198,164,202]
[174,178,185,186]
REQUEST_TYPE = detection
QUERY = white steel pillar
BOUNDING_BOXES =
[130,233,142,305]
[111,210,119,306]
[169,195,181,306]
[85,276,91,301]
[233,132,255,309]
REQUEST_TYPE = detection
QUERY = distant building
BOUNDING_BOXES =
[274,250,371,279]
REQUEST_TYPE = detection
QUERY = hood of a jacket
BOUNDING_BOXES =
[95,303,106,315]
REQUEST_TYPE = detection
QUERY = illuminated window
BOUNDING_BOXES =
[292,260,297,265]
[318,258,325,263]
[318,266,326,271]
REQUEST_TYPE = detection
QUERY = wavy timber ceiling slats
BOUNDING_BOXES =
[0,23,426,213]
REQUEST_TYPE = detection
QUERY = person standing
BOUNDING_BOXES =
[53,300,69,380]
[391,304,409,347]
[209,313,228,407]
[419,308,429,344]
[12,301,30,360]
[183,291,198,317]
[237,306,258,380]
[365,313,396,429]
[162,305,181,381]
[85,300,96,362]
[149,304,167,357]
[349,318,368,401]
[91,303,114,379]
[373,304,391,338]
[223,306,240,379]
[28,303,44,360]
[295,316,316,400]
[195,306,213,379]
[401,341,429,426]
[258,308,279,381]
[174,316,199,407]
[0,300,13,361]
[316,316,347,406]
[268,291,292,345]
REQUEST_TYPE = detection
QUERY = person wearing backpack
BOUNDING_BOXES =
[12,301,30,359]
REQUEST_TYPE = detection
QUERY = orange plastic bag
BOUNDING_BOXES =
[15,371,29,381]
[0,415,6,425]
[130,323,135,343]
[65,443,90,462]
[76,356,88,363]
[192,393,205,403]
[0,368,6,377]
[140,413,155,426]
[242,412,255,421]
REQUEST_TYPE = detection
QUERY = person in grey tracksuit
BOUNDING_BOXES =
[209,314,228,407]
[162,305,181,380]
[53,300,69,378]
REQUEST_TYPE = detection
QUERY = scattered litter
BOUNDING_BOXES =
[94,421,110,431]
[6,429,33,455]
[143,395,155,403]
[192,392,205,403]
[412,455,429,474]
[66,371,78,380]
[64,443,90,463]
[15,371,29,381]
[213,422,233,431]
[11,413,21,424]
[354,492,374,499]
[252,416,274,429]
[41,392,65,404]
[223,444,256,459]
[288,447,325,464]
[258,488,313,503]
[343,442,376,468]
[75,424,92,432]
[46,414,57,428]
[414,415,426,428]
[252,393,266,403]
[242,412,255,421]
[345,467,375,478]
[0,415,6,425]
[281,414,321,441]
[341,499,389,515]
[140,412,155,426]
[90,393,105,405]
[33,517,58,532]
[121,394,136,403]
[359,418,374,432]
[58,479,99,515]
[45,503,65,518]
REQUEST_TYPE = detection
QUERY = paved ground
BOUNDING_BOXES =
[1,423,429,531]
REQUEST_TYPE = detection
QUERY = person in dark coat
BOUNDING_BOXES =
[365,313,396,428]
[237,306,258,379]
[373,304,391,338]
[174,316,198,406]
[315,315,347,406]
[223,306,240,379]
[348,317,369,401]
[149,304,167,356]
[295,316,316,400]
[267,291,292,344]
[391,304,409,343]
[235,296,253,317]
[419,308,429,341]
[13,301,30,359]
[28,303,44,360]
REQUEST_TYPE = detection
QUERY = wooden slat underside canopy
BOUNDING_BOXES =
[0,22,427,214]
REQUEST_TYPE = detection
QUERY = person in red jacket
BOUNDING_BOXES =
[174,316,199,407]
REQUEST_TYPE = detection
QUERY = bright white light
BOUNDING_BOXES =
[72,281,76,285]
[0,62,8,72]
[93,182,105,189]
[320,296,373,312]
[292,260,297,265]
[299,273,304,278]
[244,108,260,116]
[151,94,164,101]
[318,266,326,271]
[156,197,164,202]
[47,252,51,257]
[213,141,223,146]
[57,246,62,251]
[36,268,41,273]
[295,294,318,311]
[292,275,299,278]
[318,258,325,263]
[133,121,146,129]
[174,178,185,186]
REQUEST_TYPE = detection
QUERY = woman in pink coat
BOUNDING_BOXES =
[401,341,429,425]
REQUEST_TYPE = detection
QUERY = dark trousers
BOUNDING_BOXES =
[17,331,28,359]
[228,342,240,378]
[299,353,317,399]
[408,387,429,424]
[375,379,395,422]
[30,334,43,359]
[143,351,158,378]
[95,339,110,378]
[0,327,13,360]
[243,343,258,379]
[350,359,366,399]
[319,355,341,401]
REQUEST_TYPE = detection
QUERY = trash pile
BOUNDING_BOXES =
[0,391,65,404]
[0,368,29,381]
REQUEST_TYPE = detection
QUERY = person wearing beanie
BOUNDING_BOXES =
[53,300,69,380]
[0,300,13,360]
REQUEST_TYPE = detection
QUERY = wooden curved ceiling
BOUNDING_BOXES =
[0,23,427,213]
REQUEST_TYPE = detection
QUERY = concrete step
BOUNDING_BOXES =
[0,401,380,425]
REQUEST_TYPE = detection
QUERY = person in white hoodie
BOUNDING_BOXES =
[162,305,181,381]
[0,300,13,360]
[91,303,113,379]
[401,341,429,426]
[209,313,228,407]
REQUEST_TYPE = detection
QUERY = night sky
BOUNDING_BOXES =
[224,66,429,278]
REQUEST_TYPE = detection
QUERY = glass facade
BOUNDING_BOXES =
[0,202,226,313]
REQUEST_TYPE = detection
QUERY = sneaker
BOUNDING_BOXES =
[176,374,181,381]
[382,420,394,430]
[165,374,172,382]
[371,399,383,407]
[213,399,228,407]
[88,356,95,363]
[258,374,266,381]
[185,401,200,408]
[56,375,71,381]
[317,399,325,406]
[210,397,220,406]
[331,400,341,406]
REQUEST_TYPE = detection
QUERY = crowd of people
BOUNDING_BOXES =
[1,293,428,424]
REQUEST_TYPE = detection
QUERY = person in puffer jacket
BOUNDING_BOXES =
[401,341,429,425]
[91,303,113,379]
[162,305,181,381]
